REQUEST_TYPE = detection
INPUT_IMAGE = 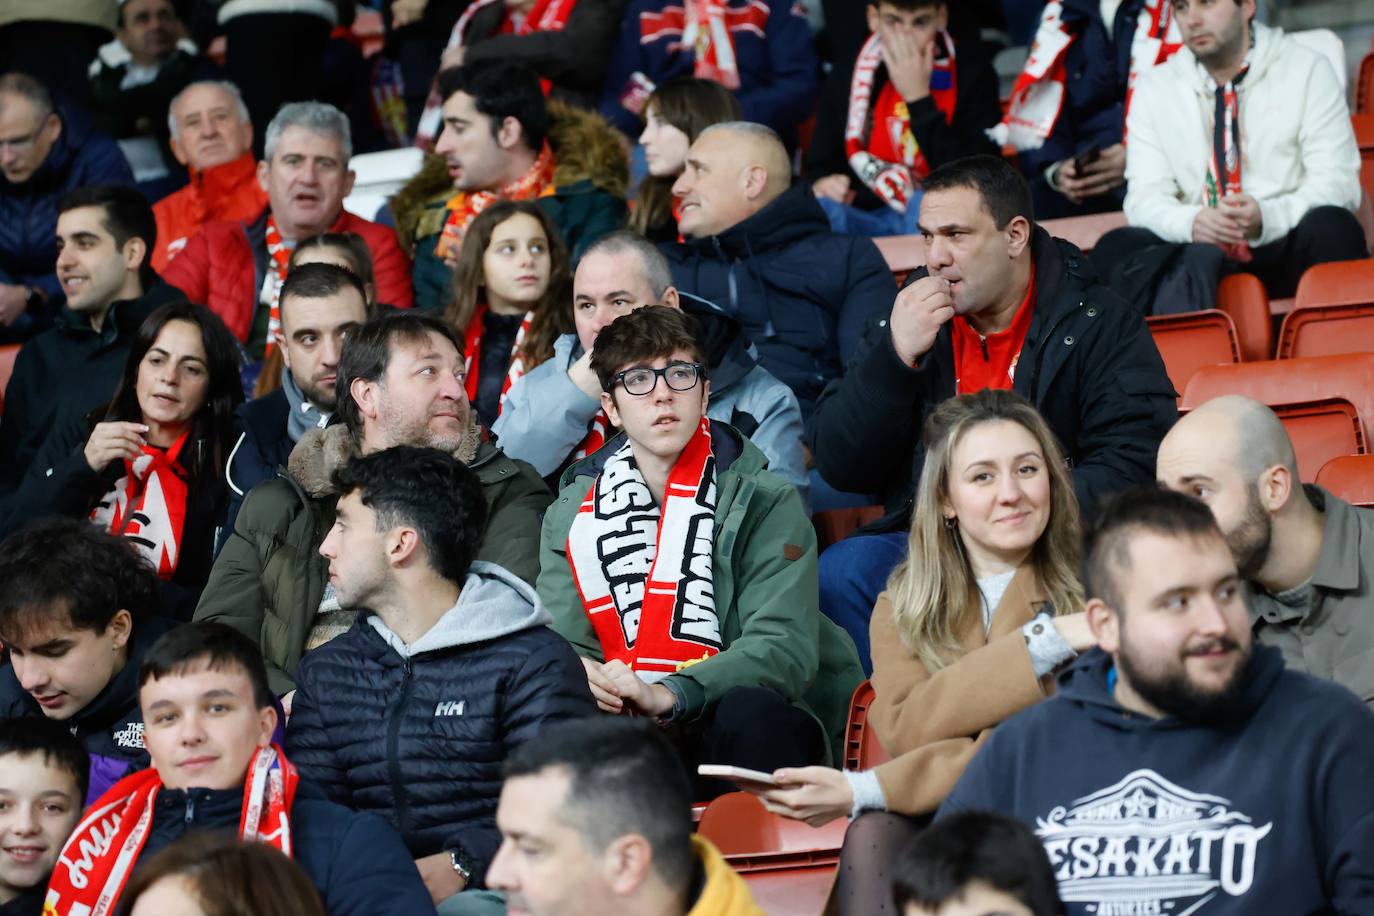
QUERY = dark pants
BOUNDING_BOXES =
[223,14,332,157]
[1093,205,1368,299]
[819,531,908,676]
[676,686,828,798]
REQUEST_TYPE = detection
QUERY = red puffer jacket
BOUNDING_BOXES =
[163,207,414,342]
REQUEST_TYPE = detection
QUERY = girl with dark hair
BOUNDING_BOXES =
[117,833,326,916]
[7,302,244,606]
[445,199,571,426]
[630,78,741,242]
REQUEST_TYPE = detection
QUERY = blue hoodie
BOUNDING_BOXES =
[939,645,1374,915]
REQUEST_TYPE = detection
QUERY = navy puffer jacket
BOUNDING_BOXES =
[0,106,133,306]
[285,562,596,888]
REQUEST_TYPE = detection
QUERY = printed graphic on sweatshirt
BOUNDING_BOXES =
[1035,769,1273,915]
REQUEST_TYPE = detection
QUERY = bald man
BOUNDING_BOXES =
[1158,395,1374,705]
[660,121,896,464]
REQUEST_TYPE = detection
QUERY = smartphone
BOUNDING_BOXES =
[697,764,780,792]
[1073,144,1101,175]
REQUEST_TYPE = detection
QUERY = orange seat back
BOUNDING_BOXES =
[1268,400,1367,481]
[1278,300,1374,360]
[1294,258,1374,311]
[1215,273,1273,361]
[1315,454,1374,507]
[698,792,847,859]
[843,680,890,771]
[1146,310,1241,401]
[1360,54,1374,114]
[1356,115,1374,203]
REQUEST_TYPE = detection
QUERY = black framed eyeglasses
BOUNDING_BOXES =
[612,362,705,396]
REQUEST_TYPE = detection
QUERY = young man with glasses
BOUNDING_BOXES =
[537,305,863,792]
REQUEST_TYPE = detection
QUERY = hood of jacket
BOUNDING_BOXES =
[688,836,763,916]
[390,99,628,250]
[366,561,554,657]
[286,418,485,498]
[683,182,833,259]
[1054,643,1285,733]
[1164,20,1284,94]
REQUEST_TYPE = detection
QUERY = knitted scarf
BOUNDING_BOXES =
[461,304,533,417]
[1204,58,1252,262]
[566,418,722,680]
[45,745,298,916]
[89,431,190,581]
[572,408,612,461]
[433,143,558,262]
[263,215,292,354]
[845,30,958,213]
[989,0,1181,150]
[683,0,741,90]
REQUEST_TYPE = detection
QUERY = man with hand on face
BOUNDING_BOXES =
[938,487,1374,915]
[1158,395,1374,706]
[286,447,594,915]
[0,184,177,499]
[494,230,808,504]
[0,718,87,916]
[1093,0,1364,300]
[195,311,551,696]
[151,81,266,273]
[220,262,371,548]
[808,0,1001,237]
[810,154,1174,666]
[538,306,863,788]
[42,622,435,916]
[163,101,413,368]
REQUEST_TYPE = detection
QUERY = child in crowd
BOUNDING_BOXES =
[0,718,86,916]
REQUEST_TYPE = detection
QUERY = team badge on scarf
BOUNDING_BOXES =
[566,418,722,680]
[44,745,298,916]
[433,143,557,262]
[989,0,1181,150]
[461,305,533,417]
[845,29,957,213]
[90,431,190,581]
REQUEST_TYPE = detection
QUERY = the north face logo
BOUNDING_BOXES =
[434,701,466,717]
[113,722,145,749]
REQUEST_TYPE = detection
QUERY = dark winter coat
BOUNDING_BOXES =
[219,388,293,551]
[660,183,897,428]
[0,105,133,310]
[810,226,1176,530]
[87,45,220,174]
[285,563,596,888]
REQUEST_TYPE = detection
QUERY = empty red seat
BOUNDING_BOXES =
[1269,400,1367,481]
[843,680,890,771]
[1181,354,1374,444]
[1315,454,1374,508]
[1215,273,1273,361]
[1277,301,1374,359]
[1146,310,1241,401]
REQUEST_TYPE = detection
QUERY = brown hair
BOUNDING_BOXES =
[589,305,704,393]
[445,199,570,371]
[885,389,1083,671]
[115,832,325,916]
[629,78,741,238]
[290,231,377,293]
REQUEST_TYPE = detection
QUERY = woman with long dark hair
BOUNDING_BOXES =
[9,302,243,604]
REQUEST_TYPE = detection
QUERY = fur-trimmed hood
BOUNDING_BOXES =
[389,100,628,251]
[286,420,484,498]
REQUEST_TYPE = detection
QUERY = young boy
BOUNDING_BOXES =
[0,519,175,802]
[43,623,436,916]
[536,306,863,787]
[0,718,86,916]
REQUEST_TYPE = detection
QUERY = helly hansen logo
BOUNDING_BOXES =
[434,701,466,717]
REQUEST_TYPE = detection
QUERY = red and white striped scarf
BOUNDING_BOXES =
[566,418,722,680]
[462,304,533,417]
[263,215,292,354]
[432,142,557,262]
[45,745,297,916]
[989,0,1181,151]
[572,408,612,460]
[90,431,189,581]
[1204,59,1252,262]
[683,0,741,89]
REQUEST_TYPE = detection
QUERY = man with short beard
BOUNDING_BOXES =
[1156,395,1374,706]
[938,487,1374,915]
[195,311,550,696]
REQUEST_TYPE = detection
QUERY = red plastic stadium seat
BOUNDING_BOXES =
[1356,114,1374,203]
[1315,454,1374,507]
[1269,400,1367,481]
[813,506,885,552]
[0,344,21,418]
[1146,310,1241,401]
[843,680,890,771]
[1359,53,1374,114]
[1215,273,1273,360]
[1278,301,1374,359]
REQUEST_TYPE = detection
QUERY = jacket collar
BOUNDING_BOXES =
[286,420,490,498]
[687,183,831,257]
[1302,486,1361,594]
[191,151,261,201]
[564,420,749,487]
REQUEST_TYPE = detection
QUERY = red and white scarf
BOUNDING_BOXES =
[263,215,293,354]
[572,408,612,461]
[989,0,1181,150]
[683,0,741,90]
[462,304,533,417]
[566,418,721,680]
[1204,59,1252,262]
[44,745,298,916]
[433,143,558,262]
[845,30,957,213]
[90,431,189,581]
[415,0,578,148]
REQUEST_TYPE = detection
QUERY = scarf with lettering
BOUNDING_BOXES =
[262,215,293,354]
[845,30,957,213]
[415,0,578,147]
[44,745,297,916]
[433,143,557,262]
[89,431,190,581]
[462,304,533,417]
[1204,60,1252,262]
[566,418,721,680]
[988,0,1181,150]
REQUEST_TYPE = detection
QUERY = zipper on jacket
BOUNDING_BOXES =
[979,336,989,361]
[386,657,415,839]
[184,793,196,826]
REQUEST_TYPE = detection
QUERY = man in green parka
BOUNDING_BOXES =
[195,311,551,699]
[537,306,862,779]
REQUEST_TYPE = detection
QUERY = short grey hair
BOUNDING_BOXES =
[698,120,784,147]
[263,101,352,163]
[0,72,54,121]
[166,80,250,139]
[582,230,674,299]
